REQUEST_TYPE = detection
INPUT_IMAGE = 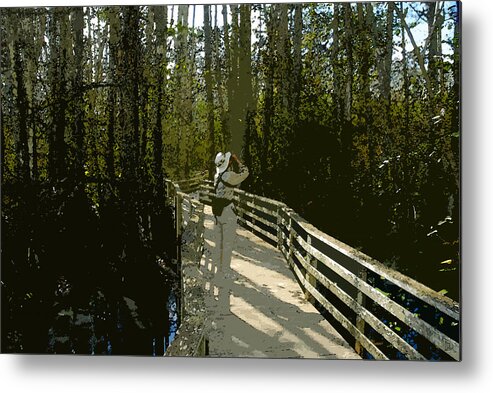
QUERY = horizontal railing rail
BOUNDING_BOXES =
[198,180,460,360]
[166,171,208,194]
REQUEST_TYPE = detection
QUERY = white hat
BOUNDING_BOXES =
[215,151,231,174]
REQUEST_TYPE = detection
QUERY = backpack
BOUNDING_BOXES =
[211,172,233,219]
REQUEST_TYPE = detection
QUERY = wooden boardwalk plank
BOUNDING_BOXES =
[199,206,360,359]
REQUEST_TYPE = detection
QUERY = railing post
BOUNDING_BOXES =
[304,234,318,303]
[276,206,282,250]
[236,190,244,223]
[287,210,294,265]
[354,268,367,356]
[175,192,184,323]
[197,202,205,256]
[251,195,256,229]
[176,193,183,238]
[166,180,171,202]
[198,180,204,201]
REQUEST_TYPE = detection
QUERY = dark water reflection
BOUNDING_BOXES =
[45,289,178,356]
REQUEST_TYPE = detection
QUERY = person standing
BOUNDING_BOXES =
[212,151,249,280]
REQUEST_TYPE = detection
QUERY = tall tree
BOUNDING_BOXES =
[106,6,120,178]
[71,7,85,181]
[221,5,231,148]
[13,19,30,181]
[213,5,226,154]
[173,4,192,178]
[427,1,439,99]
[120,6,141,182]
[292,4,303,117]
[234,3,253,158]
[47,8,68,181]
[204,5,215,177]
[151,5,168,190]
[227,5,241,155]
[383,2,394,115]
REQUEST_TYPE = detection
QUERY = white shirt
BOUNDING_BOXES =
[214,163,249,200]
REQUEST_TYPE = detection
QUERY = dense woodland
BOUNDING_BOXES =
[1,2,459,354]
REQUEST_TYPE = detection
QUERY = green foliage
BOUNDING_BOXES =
[1,3,460,302]
[242,2,460,299]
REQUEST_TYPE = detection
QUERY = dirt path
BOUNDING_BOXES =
[199,205,360,359]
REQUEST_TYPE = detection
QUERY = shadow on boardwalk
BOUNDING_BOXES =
[199,206,360,359]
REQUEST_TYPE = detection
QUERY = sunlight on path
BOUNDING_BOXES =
[199,205,360,359]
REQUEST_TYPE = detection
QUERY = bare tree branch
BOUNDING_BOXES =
[395,4,432,95]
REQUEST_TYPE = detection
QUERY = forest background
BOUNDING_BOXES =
[1,0,459,354]
[2,0,492,392]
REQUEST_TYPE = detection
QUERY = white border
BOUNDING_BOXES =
[1,1,492,392]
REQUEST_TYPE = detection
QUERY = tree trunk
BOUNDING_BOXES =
[400,2,412,222]
[262,4,276,185]
[13,40,29,181]
[204,5,216,177]
[213,5,226,156]
[343,4,353,125]
[71,7,85,181]
[227,5,241,154]
[221,5,230,147]
[106,7,120,179]
[183,5,197,177]
[233,3,253,159]
[48,8,67,181]
[121,6,141,182]
[279,4,290,114]
[427,2,439,98]
[332,4,342,128]
[174,4,190,178]
[152,5,168,187]
[384,3,393,117]
[357,3,373,189]
[292,4,303,117]
[395,5,432,97]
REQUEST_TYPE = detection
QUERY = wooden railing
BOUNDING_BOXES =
[166,171,207,195]
[198,180,460,361]
[164,178,208,357]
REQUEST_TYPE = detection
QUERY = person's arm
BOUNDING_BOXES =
[224,154,249,186]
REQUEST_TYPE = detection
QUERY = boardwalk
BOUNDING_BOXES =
[168,181,459,360]
[198,205,360,359]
